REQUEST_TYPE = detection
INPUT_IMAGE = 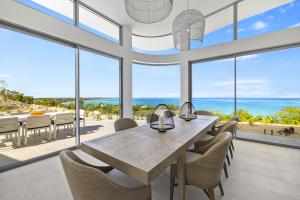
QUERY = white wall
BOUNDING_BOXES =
[1,0,300,115]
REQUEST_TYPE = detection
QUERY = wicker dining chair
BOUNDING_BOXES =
[170,132,232,200]
[114,118,138,132]
[192,121,237,178]
[60,150,151,200]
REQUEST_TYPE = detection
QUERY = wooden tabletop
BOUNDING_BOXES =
[81,115,219,185]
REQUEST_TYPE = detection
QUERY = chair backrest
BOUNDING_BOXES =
[80,109,85,118]
[186,132,232,188]
[59,150,125,200]
[212,120,238,136]
[230,115,239,122]
[145,113,159,124]
[218,121,237,136]
[55,113,74,125]
[194,110,214,116]
[10,112,29,116]
[26,115,51,129]
[0,117,19,133]
[114,118,138,132]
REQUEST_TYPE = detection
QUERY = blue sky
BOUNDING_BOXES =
[0,0,300,98]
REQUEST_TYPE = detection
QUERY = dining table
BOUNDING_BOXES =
[81,115,219,200]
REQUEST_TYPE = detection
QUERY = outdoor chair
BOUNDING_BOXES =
[52,113,75,139]
[22,115,52,145]
[170,132,232,200]
[0,117,21,146]
[60,150,151,200]
[80,109,86,127]
[114,118,138,132]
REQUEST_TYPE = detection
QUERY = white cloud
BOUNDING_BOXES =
[238,28,246,33]
[268,15,275,20]
[0,74,11,78]
[251,21,268,30]
[289,23,300,28]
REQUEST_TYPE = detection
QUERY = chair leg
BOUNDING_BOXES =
[229,146,233,159]
[226,154,231,165]
[208,188,215,200]
[223,163,228,178]
[231,141,235,151]
[218,182,224,196]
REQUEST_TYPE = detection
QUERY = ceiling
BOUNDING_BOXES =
[33,0,292,51]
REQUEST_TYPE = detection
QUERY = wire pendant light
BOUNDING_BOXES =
[124,0,173,24]
[172,0,205,50]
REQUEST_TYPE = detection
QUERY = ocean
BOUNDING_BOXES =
[83,98,300,116]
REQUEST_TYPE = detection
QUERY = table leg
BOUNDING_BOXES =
[177,153,186,200]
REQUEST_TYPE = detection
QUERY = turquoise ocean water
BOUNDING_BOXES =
[83,98,300,116]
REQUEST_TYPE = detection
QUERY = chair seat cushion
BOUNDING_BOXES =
[107,169,145,188]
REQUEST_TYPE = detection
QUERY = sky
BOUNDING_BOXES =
[0,0,300,98]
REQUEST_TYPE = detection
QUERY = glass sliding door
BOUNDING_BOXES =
[0,27,75,169]
[79,50,120,141]
[192,58,235,120]
[236,47,300,146]
[132,63,180,122]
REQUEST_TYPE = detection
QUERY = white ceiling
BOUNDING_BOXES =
[81,0,237,36]
[33,0,292,51]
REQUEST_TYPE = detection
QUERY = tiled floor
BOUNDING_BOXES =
[0,139,299,200]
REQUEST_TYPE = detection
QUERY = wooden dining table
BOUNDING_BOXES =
[81,115,219,200]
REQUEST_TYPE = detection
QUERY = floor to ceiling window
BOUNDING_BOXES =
[192,58,235,119]
[79,50,120,141]
[0,27,75,169]
[236,47,300,144]
[132,63,180,120]
[238,0,300,39]
[17,0,74,24]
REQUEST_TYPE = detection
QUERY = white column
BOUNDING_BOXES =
[180,52,190,105]
[122,26,133,118]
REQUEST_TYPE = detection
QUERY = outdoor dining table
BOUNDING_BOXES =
[0,112,72,146]
[81,115,219,200]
